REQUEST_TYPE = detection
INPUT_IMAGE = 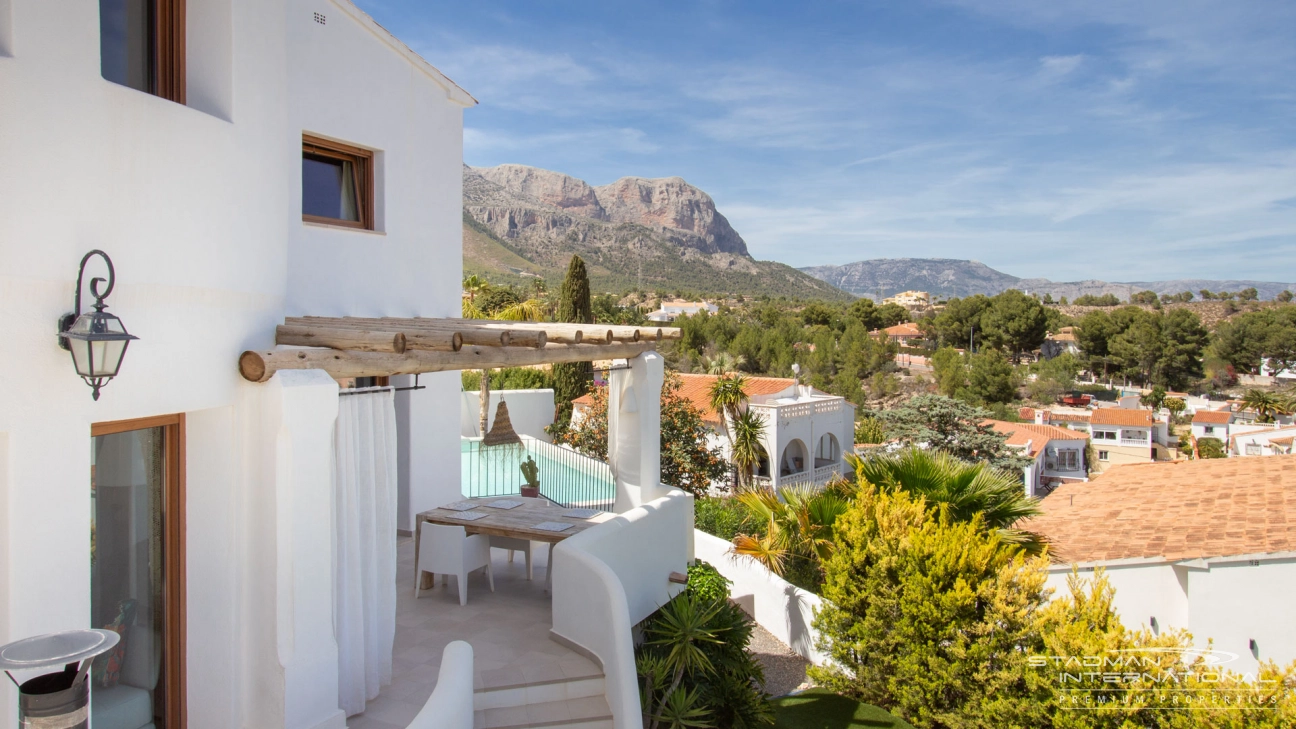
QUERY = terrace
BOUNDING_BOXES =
[237,316,691,729]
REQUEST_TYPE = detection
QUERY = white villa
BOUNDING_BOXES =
[644,299,719,323]
[0,4,699,729]
[985,420,1089,497]
[575,373,856,491]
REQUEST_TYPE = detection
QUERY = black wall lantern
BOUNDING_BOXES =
[57,250,138,400]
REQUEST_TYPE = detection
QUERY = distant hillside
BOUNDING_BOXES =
[801,258,1296,300]
[463,165,850,301]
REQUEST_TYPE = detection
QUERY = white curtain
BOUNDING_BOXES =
[334,388,399,716]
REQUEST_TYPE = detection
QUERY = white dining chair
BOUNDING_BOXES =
[489,536,533,580]
[416,523,494,605]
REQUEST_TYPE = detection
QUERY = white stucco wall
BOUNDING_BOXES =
[693,531,828,665]
[1047,555,1296,676]
[0,0,469,723]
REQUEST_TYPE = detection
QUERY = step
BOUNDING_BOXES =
[475,695,614,729]
[475,673,605,710]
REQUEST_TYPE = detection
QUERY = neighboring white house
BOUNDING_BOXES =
[1230,425,1296,457]
[1040,326,1081,360]
[985,420,1089,497]
[574,373,855,490]
[1086,407,1177,472]
[1191,409,1234,442]
[875,322,925,346]
[1025,456,1296,677]
[645,299,718,322]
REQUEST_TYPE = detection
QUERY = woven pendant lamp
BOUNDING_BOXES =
[482,400,523,447]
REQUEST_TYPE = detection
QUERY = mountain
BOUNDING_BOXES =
[799,259,1020,299]
[800,258,1296,301]
[463,165,850,301]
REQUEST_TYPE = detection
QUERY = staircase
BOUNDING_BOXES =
[473,663,613,729]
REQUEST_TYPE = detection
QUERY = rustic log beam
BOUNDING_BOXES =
[238,341,660,383]
[287,317,508,347]
[275,325,407,353]
[283,316,678,345]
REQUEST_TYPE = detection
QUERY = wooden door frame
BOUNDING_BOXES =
[92,414,186,729]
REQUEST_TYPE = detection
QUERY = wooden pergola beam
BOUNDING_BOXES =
[238,341,660,383]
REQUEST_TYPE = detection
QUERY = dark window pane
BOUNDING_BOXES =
[303,153,359,221]
[100,0,153,92]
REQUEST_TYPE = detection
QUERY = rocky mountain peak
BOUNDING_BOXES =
[593,176,748,256]
[473,164,607,220]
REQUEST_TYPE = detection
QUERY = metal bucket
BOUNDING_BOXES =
[17,665,88,729]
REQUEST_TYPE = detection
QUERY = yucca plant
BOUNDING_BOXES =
[729,409,767,491]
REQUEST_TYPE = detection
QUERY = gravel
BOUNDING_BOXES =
[747,623,812,697]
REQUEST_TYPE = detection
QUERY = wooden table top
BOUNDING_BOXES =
[418,496,614,543]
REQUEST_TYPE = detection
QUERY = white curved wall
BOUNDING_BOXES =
[552,490,693,729]
[408,641,474,729]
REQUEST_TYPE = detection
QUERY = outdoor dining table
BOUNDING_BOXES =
[415,496,614,591]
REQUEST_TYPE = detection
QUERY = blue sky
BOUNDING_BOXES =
[359,1,1296,283]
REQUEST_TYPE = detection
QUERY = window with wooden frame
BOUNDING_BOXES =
[99,0,186,103]
[91,414,186,728]
[302,135,375,230]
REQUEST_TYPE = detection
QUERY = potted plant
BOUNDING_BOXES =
[519,455,540,498]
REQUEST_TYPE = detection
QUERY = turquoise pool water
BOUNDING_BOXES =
[460,438,615,509]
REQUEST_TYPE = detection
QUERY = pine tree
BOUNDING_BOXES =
[552,256,594,427]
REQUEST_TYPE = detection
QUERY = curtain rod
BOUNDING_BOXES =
[340,375,426,397]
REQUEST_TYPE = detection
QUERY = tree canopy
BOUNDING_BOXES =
[873,394,1030,473]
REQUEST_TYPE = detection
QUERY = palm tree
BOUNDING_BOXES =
[730,410,767,491]
[707,373,748,451]
[848,447,1044,552]
[703,352,747,375]
[462,275,489,318]
[1241,389,1288,423]
[730,486,849,579]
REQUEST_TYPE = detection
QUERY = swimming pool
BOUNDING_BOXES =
[461,436,616,511]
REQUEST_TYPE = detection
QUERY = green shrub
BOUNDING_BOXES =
[694,497,764,542]
[853,417,887,445]
[1197,436,1227,459]
[685,560,730,605]
[810,486,1054,728]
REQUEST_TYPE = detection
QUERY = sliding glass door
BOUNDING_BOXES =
[91,416,185,728]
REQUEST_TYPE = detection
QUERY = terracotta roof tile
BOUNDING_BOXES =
[1089,408,1155,427]
[883,322,923,337]
[573,373,796,424]
[985,420,1088,456]
[1192,410,1233,424]
[1020,455,1296,563]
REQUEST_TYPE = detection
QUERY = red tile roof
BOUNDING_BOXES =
[572,372,795,425]
[1021,455,1296,563]
[1089,408,1155,427]
[986,420,1088,456]
[1192,410,1233,425]
[883,322,923,337]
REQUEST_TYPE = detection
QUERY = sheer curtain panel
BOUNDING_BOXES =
[334,388,399,716]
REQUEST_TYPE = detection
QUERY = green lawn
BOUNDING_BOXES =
[772,689,914,729]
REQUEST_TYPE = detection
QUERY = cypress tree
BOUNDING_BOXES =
[552,256,594,427]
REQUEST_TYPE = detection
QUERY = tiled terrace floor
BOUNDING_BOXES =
[346,538,599,729]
